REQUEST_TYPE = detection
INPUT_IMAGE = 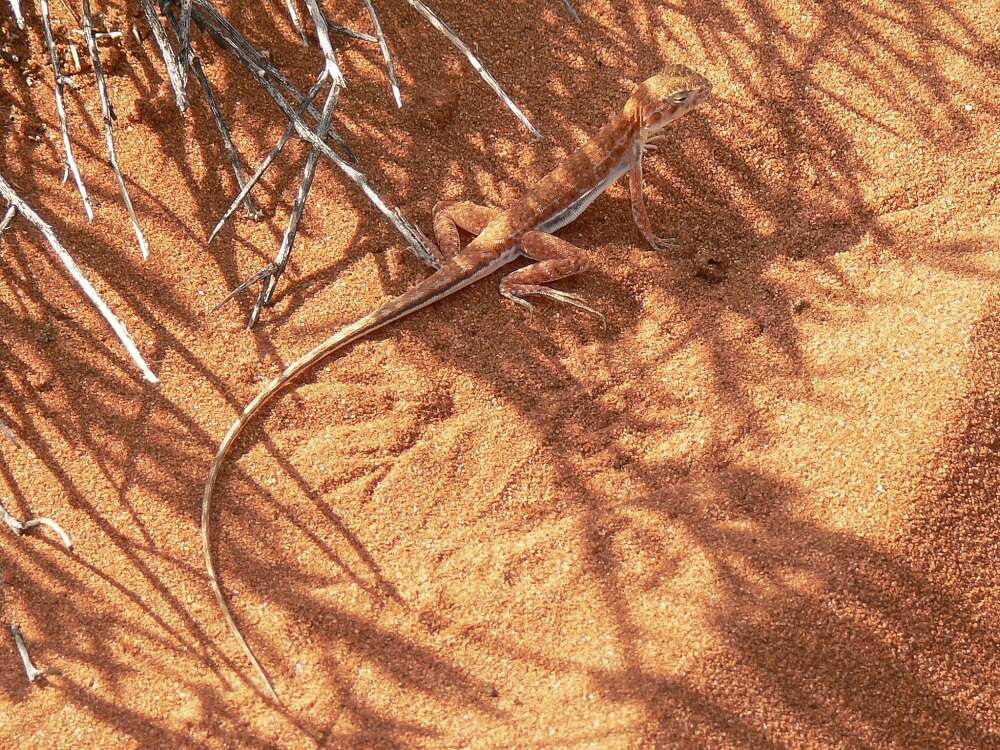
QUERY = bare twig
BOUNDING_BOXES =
[10,624,43,683]
[283,0,376,45]
[327,22,377,44]
[188,4,438,269]
[187,0,353,156]
[0,204,15,237]
[56,0,80,25]
[7,0,24,29]
[1,500,74,550]
[179,0,193,89]
[82,0,150,258]
[240,79,341,328]
[189,55,263,220]
[208,72,326,244]
[0,172,159,384]
[0,419,19,447]
[558,0,581,23]
[283,0,307,45]
[362,0,401,108]
[302,0,345,88]
[257,74,439,267]
[40,0,95,221]
[140,0,188,111]
[405,0,541,138]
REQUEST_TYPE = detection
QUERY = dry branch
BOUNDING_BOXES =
[179,0,193,87]
[82,0,150,258]
[1,499,74,550]
[187,0,353,155]
[208,72,326,244]
[559,0,581,23]
[189,55,263,221]
[0,419,19,446]
[40,0,94,220]
[6,0,23,29]
[244,79,341,327]
[283,0,307,45]
[189,2,439,267]
[0,172,159,384]
[302,0,345,88]
[362,0,401,108]
[140,0,188,111]
[0,204,14,237]
[10,624,43,683]
[406,0,541,138]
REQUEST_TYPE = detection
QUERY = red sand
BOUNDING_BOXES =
[1,1,998,747]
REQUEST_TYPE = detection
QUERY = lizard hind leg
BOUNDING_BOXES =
[499,230,604,322]
[432,200,501,258]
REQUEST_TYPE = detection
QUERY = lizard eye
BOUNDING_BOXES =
[672,92,689,104]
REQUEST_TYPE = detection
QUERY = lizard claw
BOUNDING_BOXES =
[504,285,605,325]
[645,234,678,252]
[501,289,536,313]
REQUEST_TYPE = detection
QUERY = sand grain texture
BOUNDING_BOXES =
[1,1,998,747]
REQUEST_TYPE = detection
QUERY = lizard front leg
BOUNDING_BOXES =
[629,156,678,251]
[500,231,603,320]
[432,200,501,257]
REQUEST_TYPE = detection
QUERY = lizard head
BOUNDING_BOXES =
[628,64,712,137]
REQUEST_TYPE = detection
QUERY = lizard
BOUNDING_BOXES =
[203,63,713,698]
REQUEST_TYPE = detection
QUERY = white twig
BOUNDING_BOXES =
[283,0,307,45]
[0,172,159,384]
[82,0,150,258]
[40,0,95,220]
[179,0,193,89]
[302,0,346,88]
[0,419,19,446]
[208,72,327,244]
[243,78,341,327]
[558,0,581,23]
[405,0,541,138]
[1,501,74,550]
[140,0,188,111]
[361,0,401,108]
[0,204,15,237]
[189,55,263,220]
[7,0,24,29]
[10,624,43,683]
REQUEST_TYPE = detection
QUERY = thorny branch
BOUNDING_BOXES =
[6,0,23,29]
[559,0,581,23]
[189,55,264,221]
[406,0,542,138]
[1,500,74,550]
[237,78,342,328]
[208,73,326,244]
[0,204,15,237]
[283,0,307,45]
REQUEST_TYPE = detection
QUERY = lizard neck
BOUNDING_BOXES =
[524,112,642,235]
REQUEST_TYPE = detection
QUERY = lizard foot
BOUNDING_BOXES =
[644,234,679,252]
[501,289,536,313]
[503,285,605,324]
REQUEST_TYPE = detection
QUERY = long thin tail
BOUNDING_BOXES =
[201,311,384,699]
[202,250,513,698]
